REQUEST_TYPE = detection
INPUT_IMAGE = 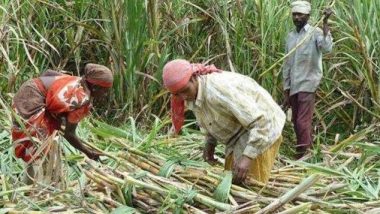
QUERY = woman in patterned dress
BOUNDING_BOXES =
[11,64,113,181]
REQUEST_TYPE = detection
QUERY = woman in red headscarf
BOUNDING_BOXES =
[12,63,113,166]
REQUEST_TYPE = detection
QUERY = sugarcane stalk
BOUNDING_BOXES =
[256,174,320,214]
[134,200,155,212]
[172,174,214,196]
[84,170,117,190]
[228,194,238,206]
[91,192,123,207]
[136,191,162,207]
[0,186,34,197]
[86,160,234,211]
[277,202,312,214]
[304,183,347,196]
[117,153,160,174]
[271,167,306,173]
[8,211,44,214]
[86,203,105,214]
[228,190,273,205]
[221,203,260,214]
[123,171,235,211]
[183,204,209,214]
[270,175,305,183]
[114,139,152,158]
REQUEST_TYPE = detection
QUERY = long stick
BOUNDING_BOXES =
[256,174,320,214]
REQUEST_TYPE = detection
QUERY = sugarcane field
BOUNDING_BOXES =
[0,0,379,213]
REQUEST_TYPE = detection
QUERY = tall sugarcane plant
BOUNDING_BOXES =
[1,0,378,135]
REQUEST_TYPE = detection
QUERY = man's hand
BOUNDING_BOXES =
[322,8,333,37]
[323,8,333,22]
[282,90,290,110]
[203,143,218,165]
[233,156,252,184]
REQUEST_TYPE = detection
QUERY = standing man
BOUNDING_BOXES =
[282,1,333,158]
[162,59,285,184]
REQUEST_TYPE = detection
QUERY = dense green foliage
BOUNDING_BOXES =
[0,0,378,134]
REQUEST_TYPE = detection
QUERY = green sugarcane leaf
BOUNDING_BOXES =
[158,160,178,178]
[0,208,13,214]
[88,126,115,138]
[111,205,137,214]
[290,161,346,177]
[123,184,134,207]
[213,171,233,203]
[330,126,374,153]
[94,120,131,139]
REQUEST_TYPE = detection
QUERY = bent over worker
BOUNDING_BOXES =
[12,63,113,183]
[162,59,285,184]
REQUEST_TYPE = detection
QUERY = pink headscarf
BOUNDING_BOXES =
[162,59,220,134]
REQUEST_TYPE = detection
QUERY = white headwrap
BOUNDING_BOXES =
[291,1,311,14]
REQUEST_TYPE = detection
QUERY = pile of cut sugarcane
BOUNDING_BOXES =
[1,121,379,213]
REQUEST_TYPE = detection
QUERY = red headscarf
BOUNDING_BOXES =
[162,59,220,134]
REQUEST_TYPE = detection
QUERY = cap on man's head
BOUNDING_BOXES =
[291,1,311,14]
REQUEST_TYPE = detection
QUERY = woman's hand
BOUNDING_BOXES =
[233,155,252,184]
[85,150,102,161]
